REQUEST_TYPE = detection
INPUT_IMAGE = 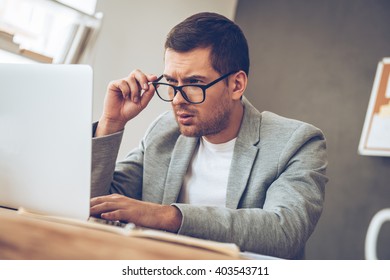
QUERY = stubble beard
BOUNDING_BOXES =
[176,96,232,138]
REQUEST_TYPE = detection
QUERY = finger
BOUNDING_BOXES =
[90,195,104,207]
[128,70,149,103]
[134,70,153,91]
[146,74,158,83]
[134,74,158,108]
[116,80,131,99]
[90,201,119,215]
[108,79,131,100]
[126,75,141,104]
[139,86,155,109]
[90,194,123,207]
[100,209,127,222]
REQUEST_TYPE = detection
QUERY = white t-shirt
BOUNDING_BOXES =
[178,137,236,207]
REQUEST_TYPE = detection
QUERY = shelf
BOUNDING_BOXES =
[0,29,53,63]
[0,48,35,63]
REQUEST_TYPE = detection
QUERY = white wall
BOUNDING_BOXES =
[91,0,237,160]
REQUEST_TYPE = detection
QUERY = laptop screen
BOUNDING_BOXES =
[0,63,92,220]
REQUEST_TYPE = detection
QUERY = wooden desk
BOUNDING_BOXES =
[0,209,237,260]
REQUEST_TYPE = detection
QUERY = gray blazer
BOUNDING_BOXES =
[91,98,328,259]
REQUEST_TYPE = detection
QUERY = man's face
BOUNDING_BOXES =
[164,47,234,141]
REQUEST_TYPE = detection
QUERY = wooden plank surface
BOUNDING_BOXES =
[0,208,236,260]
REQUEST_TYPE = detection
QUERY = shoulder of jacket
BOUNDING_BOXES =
[259,111,325,146]
[143,111,180,142]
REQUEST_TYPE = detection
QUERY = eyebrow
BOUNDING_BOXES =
[163,74,208,83]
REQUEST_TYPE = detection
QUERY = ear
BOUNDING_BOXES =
[230,70,247,101]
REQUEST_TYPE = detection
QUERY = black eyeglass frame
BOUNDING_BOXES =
[151,71,238,104]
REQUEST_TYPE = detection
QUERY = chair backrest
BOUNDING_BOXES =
[365,208,390,259]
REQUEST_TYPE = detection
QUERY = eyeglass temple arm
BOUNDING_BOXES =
[148,75,164,85]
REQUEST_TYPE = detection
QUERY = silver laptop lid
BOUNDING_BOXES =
[0,63,92,220]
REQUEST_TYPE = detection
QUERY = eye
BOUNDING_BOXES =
[165,78,178,85]
[186,78,203,85]
[188,78,202,84]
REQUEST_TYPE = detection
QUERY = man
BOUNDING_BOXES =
[90,12,328,259]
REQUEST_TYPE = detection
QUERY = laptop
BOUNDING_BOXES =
[0,63,92,221]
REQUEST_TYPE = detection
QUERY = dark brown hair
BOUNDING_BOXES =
[165,12,249,76]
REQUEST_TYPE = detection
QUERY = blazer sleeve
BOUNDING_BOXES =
[90,122,144,199]
[90,112,172,199]
[173,123,327,259]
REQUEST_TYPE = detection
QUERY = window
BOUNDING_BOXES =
[0,0,101,63]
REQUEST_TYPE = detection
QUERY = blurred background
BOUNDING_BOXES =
[1,0,389,259]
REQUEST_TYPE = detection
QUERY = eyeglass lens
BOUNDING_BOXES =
[156,84,204,103]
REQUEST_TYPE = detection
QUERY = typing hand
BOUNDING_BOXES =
[95,70,158,136]
[90,194,182,233]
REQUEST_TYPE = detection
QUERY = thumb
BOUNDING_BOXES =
[139,74,158,108]
[139,86,155,109]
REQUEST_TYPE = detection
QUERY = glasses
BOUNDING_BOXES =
[151,71,237,104]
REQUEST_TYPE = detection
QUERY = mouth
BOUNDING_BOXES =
[176,111,195,125]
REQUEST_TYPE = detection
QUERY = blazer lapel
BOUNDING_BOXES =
[226,98,261,209]
[162,135,199,204]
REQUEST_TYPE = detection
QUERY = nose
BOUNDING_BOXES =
[171,89,189,105]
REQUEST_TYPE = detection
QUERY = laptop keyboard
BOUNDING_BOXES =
[88,216,134,229]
